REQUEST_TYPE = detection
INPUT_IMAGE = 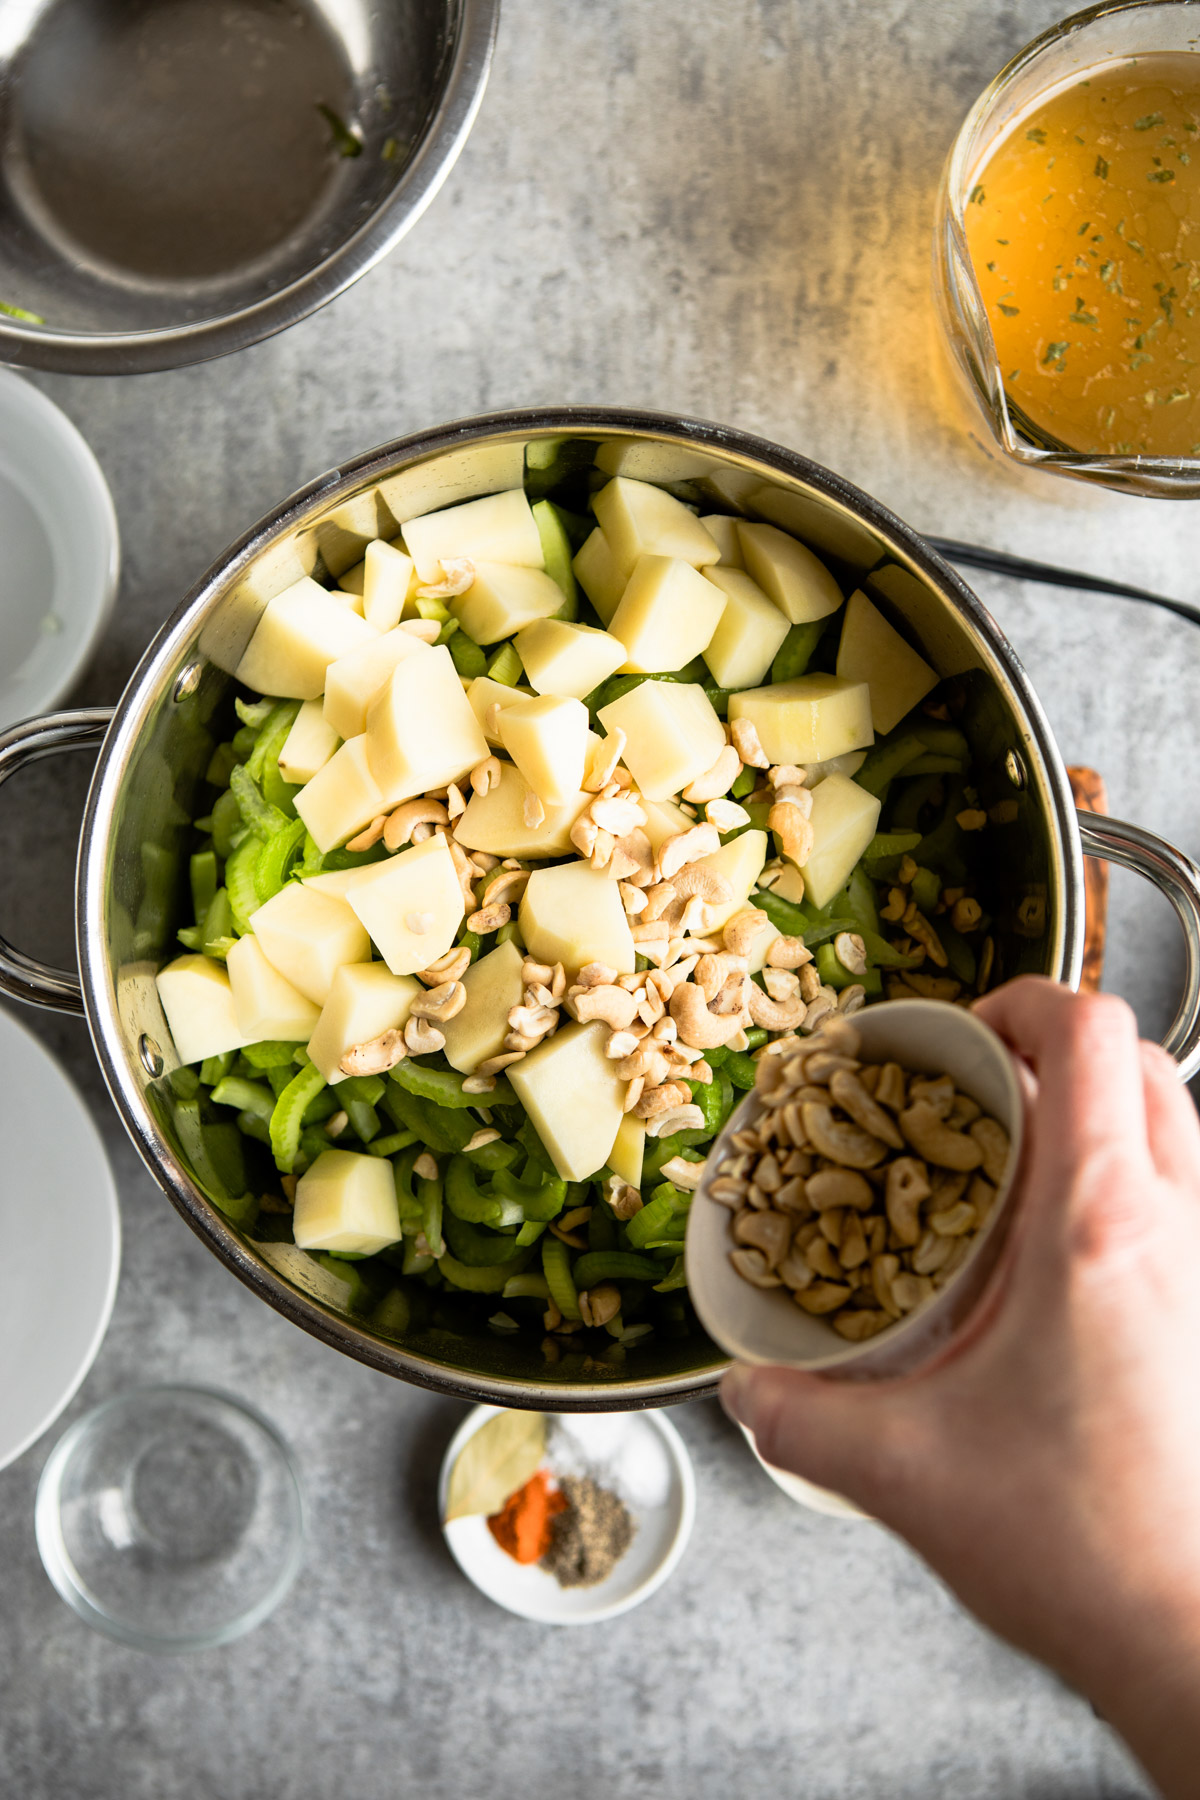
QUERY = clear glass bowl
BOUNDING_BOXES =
[35,1386,305,1651]
[934,0,1200,496]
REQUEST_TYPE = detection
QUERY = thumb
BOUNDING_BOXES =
[722,1363,911,1517]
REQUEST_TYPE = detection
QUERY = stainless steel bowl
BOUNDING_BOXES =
[3,406,1200,1410]
[0,0,498,374]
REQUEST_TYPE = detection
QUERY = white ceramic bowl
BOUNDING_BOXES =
[686,1000,1024,1380]
[0,1005,120,1470]
[0,369,118,732]
[438,1405,696,1625]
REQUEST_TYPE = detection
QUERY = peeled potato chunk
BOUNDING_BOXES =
[592,476,720,580]
[278,699,339,787]
[607,555,727,673]
[365,643,488,804]
[235,576,377,699]
[345,833,465,977]
[598,680,726,801]
[497,694,589,806]
[508,1020,626,1181]
[249,884,371,1006]
[307,961,422,1083]
[362,539,415,632]
[689,829,769,931]
[737,522,844,625]
[453,762,591,859]
[515,619,626,700]
[836,589,938,735]
[519,862,636,976]
[799,773,882,910]
[608,1112,645,1189]
[466,675,536,746]
[572,527,627,624]
[226,934,321,1043]
[452,562,564,645]
[440,939,526,1073]
[293,1149,402,1255]
[728,674,873,766]
[294,735,387,854]
[402,488,544,584]
[322,626,431,741]
[699,515,744,568]
[156,955,250,1066]
[702,566,790,690]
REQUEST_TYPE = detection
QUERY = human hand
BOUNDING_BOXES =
[721,978,1200,1798]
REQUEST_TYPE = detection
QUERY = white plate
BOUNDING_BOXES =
[0,1007,120,1471]
[0,368,119,731]
[439,1405,695,1624]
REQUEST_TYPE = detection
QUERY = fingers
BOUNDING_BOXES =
[1139,1040,1200,1187]
[975,978,1146,1168]
[721,1364,903,1515]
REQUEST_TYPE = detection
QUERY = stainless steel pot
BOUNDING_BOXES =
[3,407,1199,1410]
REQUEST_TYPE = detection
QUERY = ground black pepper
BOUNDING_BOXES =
[541,1474,635,1588]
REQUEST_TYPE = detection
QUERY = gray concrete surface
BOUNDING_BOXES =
[0,0,1187,1793]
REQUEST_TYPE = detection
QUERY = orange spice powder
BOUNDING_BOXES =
[487,1468,568,1564]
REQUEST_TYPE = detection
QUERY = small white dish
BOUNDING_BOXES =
[0,1005,121,1471]
[686,999,1024,1380]
[740,1423,872,1520]
[0,368,119,731]
[439,1405,696,1625]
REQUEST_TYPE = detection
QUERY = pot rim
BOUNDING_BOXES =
[76,405,1085,1408]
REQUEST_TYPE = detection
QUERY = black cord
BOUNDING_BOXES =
[926,535,1200,632]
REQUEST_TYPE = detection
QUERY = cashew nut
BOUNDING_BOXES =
[410,980,467,1023]
[589,794,646,837]
[801,1102,889,1169]
[730,717,769,769]
[682,744,743,802]
[805,1167,875,1211]
[930,1199,976,1237]
[908,1074,956,1117]
[795,1279,853,1314]
[769,764,810,789]
[872,1253,902,1317]
[579,1283,622,1327]
[833,932,868,977]
[885,1156,931,1245]
[418,945,471,987]
[583,727,626,793]
[611,828,655,886]
[568,985,638,1030]
[669,981,746,1050]
[762,966,800,1003]
[769,802,815,865]
[339,1028,407,1078]
[507,1003,558,1041]
[483,867,530,907]
[969,1116,1011,1184]
[634,1079,692,1120]
[733,1208,792,1269]
[658,823,722,879]
[346,814,388,853]
[899,1102,984,1171]
[416,556,475,597]
[766,934,812,970]
[705,798,751,834]
[469,755,503,796]
[660,1155,704,1191]
[397,617,441,642]
[646,1104,706,1137]
[671,864,735,923]
[832,1309,889,1341]
[384,798,450,852]
[729,1247,783,1288]
[828,1069,906,1150]
[694,951,747,1003]
[722,908,770,958]
[891,1271,935,1314]
[874,1061,907,1113]
[404,1016,447,1056]
[467,901,511,934]
[747,984,808,1032]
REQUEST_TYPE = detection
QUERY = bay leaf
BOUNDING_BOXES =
[445,1410,547,1522]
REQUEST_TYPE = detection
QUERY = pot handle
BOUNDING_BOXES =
[0,709,113,1015]
[1077,810,1200,1082]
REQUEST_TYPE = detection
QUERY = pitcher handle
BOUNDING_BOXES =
[1077,810,1200,1082]
[0,710,113,1014]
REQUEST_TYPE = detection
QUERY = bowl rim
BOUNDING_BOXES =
[75,403,1085,1409]
[0,0,500,376]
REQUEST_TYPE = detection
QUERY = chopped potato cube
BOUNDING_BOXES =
[300,867,377,900]
[402,488,544,584]
[572,528,626,624]
[323,626,431,741]
[362,539,416,632]
[293,1149,401,1255]
[702,567,790,689]
[497,694,589,805]
[747,917,782,974]
[729,674,873,766]
[345,834,465,977]
[514,619,626,700]
[608,1112,645,1189]
[453,762,591,859]
[250,884,371,1005]
[699,515,744,567]
[799,774,882,910]
[508,1021,626,1181]
[226,935,321,1043]
[640,794,694,851]
[278,699,339,786]
[294,735,387,854]
[593,477,720,580]
[338,561,366,596]
[307,961,422,1083]
[836,589,937,735]
[365,643,488,803]
[737,522,844,625]
[598,681,726,801]
[466,675,536,746]
[440,939,526,1073]
[519,862,635,975]
[156,955,250,1066]
[235,576,377,699]
[607,555,727,673]
[690,829,769,931]
[452,562,564,645]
